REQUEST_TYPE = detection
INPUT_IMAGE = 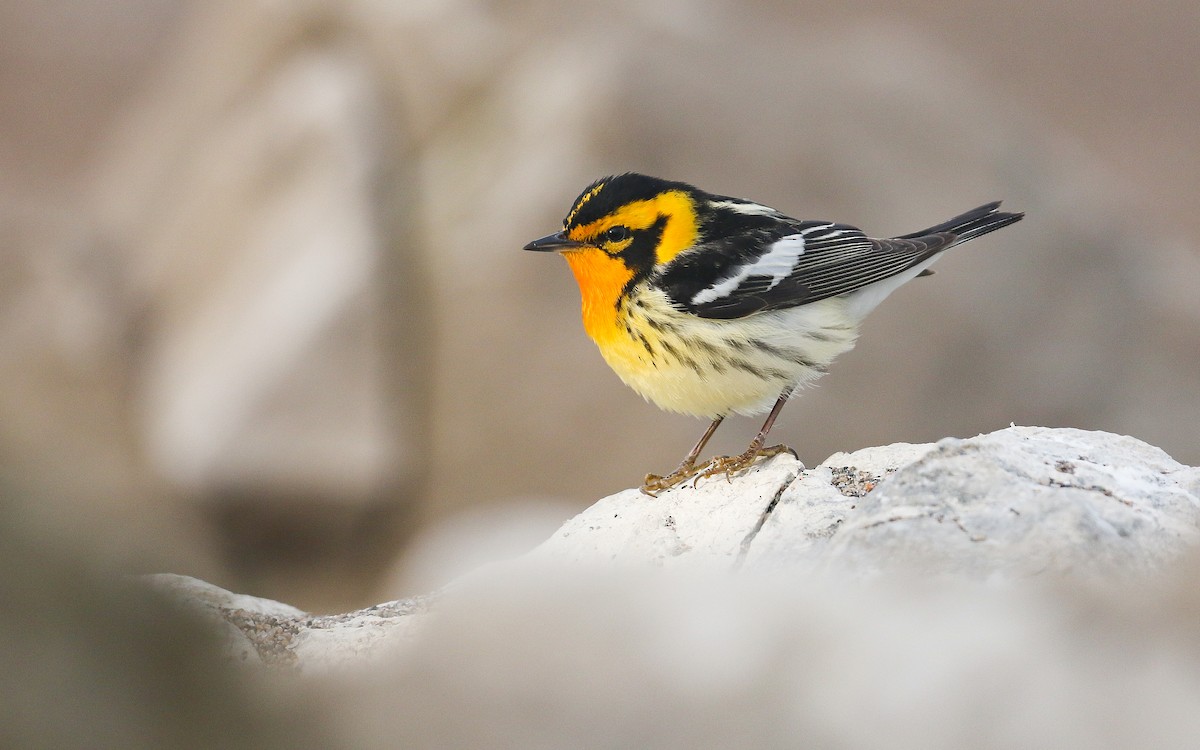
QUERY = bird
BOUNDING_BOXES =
[524,173,1023,495]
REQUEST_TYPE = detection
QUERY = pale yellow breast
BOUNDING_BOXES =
[591,285,860,418]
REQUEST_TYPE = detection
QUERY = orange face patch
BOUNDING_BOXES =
[566,190,698,266]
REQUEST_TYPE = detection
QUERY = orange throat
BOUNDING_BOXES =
[562,248,635,343]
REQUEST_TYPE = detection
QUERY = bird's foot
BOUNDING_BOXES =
[641,461,705,496]
[698,444,798,483]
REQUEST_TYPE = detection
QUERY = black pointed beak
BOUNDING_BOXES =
[523,232,586,252]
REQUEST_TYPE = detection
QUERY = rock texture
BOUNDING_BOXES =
[148,574,433,670]
[155,426,1200,673]
[531,426,1200,581]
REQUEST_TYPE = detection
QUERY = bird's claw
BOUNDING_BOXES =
[698,444,797,483]
[640,462,705,496]
[642,445,798,494]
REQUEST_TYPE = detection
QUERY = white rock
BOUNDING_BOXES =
[154,427,1200,676]
[338,563,1200,749]
[809,427,1200,580]
[744,441,937,572]
[531,426,1200,580]
[147,573,307,619]
[526,457,803,570]
[146,574,306,666]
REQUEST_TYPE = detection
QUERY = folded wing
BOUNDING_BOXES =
[663,221,956,319]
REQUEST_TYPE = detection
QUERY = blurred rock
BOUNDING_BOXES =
[154,426,1200,748]
[345,564,1200,749]
[86,0,432,607]
[149,572,433,671]
[0,492,332,750]
[159,427,1200,670]
[94,0,426,495]
[145,574,308,666]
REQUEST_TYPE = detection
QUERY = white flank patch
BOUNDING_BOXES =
[691,233,807,305]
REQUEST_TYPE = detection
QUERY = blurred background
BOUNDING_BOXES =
[1,0,1197,612]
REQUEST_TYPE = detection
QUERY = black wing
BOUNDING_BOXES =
[659,202,1021,320]
[659,221,954,319]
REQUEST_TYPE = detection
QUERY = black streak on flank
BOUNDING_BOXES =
[752,339,822,371]
[691,337,722,359]
[728,357,763,378]
[645,315,680,335]
[636,332,654,356]
[659,336,681,361]
[751,339,789,359]
[681,354,704,377]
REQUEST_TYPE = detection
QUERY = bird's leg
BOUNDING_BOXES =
[700,388,799,481]
[641,415,725,496]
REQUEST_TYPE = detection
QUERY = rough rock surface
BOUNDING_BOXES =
[153,426,1200,671]
[533,426,1200,580]
[149,574,433,670]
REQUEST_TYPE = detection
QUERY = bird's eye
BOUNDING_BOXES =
[605,226,630,243]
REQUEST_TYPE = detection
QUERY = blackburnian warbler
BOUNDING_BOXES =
[525,173,1023,494]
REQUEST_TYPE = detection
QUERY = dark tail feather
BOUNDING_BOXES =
[897,201,1024,245]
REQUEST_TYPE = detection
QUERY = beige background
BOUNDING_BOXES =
[2,0,1198,610]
